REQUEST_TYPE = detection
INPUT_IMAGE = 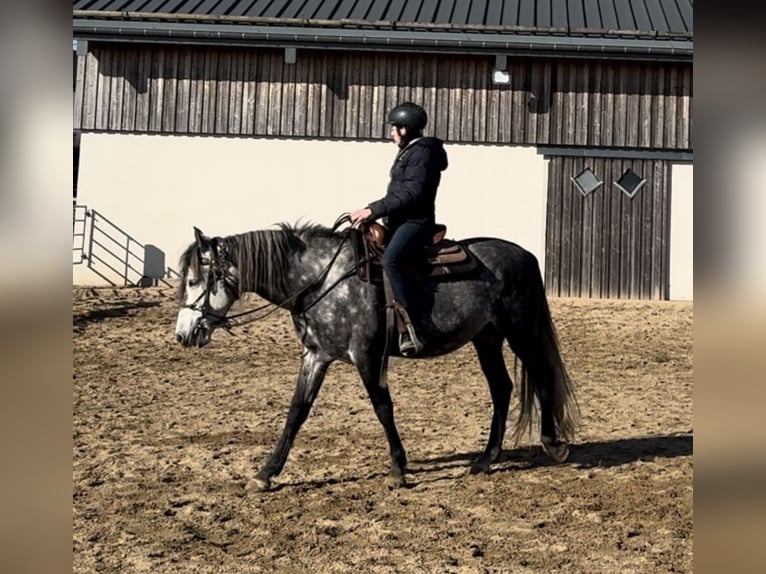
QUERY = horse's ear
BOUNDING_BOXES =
[193,226,206,247]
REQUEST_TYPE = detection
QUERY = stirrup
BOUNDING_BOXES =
[399,324,424,356]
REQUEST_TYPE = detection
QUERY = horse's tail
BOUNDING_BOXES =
[511,288,581,445]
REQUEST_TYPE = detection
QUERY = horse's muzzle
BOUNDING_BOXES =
[176,319,212,348]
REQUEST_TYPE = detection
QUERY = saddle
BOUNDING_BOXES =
[354,222,477,284]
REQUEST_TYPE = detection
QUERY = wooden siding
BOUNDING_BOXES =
[73,44,692,150]
[545,156,670,299]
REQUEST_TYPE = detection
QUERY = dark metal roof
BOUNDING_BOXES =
[73,0,692,60]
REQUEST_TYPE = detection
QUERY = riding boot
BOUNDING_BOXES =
[394,303,424,356]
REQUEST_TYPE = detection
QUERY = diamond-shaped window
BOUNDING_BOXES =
[571,167,603,196]
[614,168,647,198]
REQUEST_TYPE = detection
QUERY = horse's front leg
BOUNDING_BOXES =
[248,348,332,492]
[356,353,408,487]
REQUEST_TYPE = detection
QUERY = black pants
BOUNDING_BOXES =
[380,222,432,313]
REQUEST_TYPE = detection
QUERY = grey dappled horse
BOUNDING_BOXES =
[174,221,579,491]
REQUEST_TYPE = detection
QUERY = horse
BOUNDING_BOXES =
[174,220,580,491]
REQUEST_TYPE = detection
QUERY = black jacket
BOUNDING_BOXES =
[367,137,448,230]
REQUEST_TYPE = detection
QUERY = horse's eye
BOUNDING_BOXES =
[199,257,211,266]
[187,278,200,288]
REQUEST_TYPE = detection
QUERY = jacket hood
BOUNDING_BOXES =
[409,137,448,171]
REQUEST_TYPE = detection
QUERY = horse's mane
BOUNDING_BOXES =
[177,222,344,301]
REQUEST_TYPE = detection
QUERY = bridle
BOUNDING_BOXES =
[180,214,371,334]
[180,243,241,335]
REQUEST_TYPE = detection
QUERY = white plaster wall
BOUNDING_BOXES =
[74,134,547,285]
[669,163,693,300]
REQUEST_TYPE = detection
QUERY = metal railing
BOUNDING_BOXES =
[73,203,176,287]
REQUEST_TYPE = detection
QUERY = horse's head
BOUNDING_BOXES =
[175,227,239,348]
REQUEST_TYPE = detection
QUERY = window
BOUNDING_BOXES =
[614,168,647,199]
[571,167,603,196]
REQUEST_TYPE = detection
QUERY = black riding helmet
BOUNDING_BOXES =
[387,102,428,132]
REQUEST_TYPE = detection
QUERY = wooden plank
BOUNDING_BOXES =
[281,51,297,136]
[148,49,165,132]
[162,48,179,132]
[461,58,475,142]
[651,65,665,148]
[562,60,576,145]
[560,156,575,296]
[486,70,501,143]
[95,49,111,130]
[304,52,319,137]
[254,50,271,135]
[201,49,217,134]
[108,48,125,131]
[268,51,284,136]
[226,49,243,135]
[591,157,606,298]
[134,48,152,132]
[639,158,654,299]
[664,64,678,148]
[572,60,586,146]
[448,57,463,141]
[474,57,488,142]
[73,52,87,129]
[588,60,602,146]
[175,48,192,133]
[319,52,333,138]
[239,50,254,135]
[580,157,594,297]
[604,159,623,299]
[550,61,564,144]
[293,50,309,137]
[214,50,231,135]
[570,156,585,297]
[510,58,526,142]
[121,49,138,132]
[187,48,204,133]
[434,57,450,141]
[345,52,360,139]
[545,157,561,295]
[330,53,347,138]
[638,62,652,147]
[410,53,426,122]
[678,64,691,148]
[526,58,540,143]
[613,64,627,147]
[601,62,614,147]
[625,62,640,147]
[423,56,438,141]
[538,59,552,144]
[653,161,669,299]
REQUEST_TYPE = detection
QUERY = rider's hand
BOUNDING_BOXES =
[350,207,372,228]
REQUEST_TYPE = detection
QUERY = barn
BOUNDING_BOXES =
[72,0,693,300]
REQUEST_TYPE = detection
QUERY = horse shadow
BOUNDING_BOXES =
[254,434,693,492]
[73,301,160,330]
[410,433,693,474]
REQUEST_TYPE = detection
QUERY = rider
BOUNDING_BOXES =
[350,102,448,355]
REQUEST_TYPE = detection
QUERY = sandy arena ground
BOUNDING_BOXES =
[73,286,692,573]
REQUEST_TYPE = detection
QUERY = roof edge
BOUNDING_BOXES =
[72,18,693,62]
[72,10,693,41]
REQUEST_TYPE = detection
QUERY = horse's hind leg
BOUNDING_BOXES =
[356,354,408,487]
[470,326,513,474]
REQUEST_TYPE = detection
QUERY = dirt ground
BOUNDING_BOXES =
[73,286,692,573]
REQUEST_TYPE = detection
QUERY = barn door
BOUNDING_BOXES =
[545,156,670,299]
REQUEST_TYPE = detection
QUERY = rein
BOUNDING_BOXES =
[218,214,368,330]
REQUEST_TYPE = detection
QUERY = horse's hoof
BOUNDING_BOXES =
[246,476,271,492]
[542,438,570,463]
[469,462,489,475]
[385,474,407,489]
